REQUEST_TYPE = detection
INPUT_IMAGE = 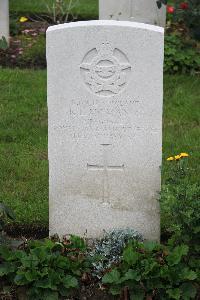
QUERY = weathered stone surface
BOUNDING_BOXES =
[0,0,9,42]
[99,0,166,27]
[47,20,164,240]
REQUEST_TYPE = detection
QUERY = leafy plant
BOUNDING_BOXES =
[89,228,143,278]
[161,156,200,265]
[167,0,200,40]
[164,33,200,74]
[18,34,46,68]
[102,240,198,299]
[0,235,90,299]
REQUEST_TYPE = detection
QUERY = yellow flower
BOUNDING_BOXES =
[180,152,189,158]
[175,155,181,160]
[19,16,28,23]
[167,156,174,161]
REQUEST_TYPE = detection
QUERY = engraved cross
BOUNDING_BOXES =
[87,144,124,205]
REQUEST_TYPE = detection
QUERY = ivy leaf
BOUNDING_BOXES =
[123,245,140,265]
[24,270,38,282]
[167,245,189,266]
[35,278,57,290]
[181,268,197,281]
[167,288,181,300]
[102,269,121,284]
[62,275,78,289]
[14,273,29,286]
[181,283,197,300]
[20,254,39,268]
[122,269,140,282]
[144,241,159,252]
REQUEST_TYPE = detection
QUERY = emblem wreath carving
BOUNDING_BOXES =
[80,42,131,96]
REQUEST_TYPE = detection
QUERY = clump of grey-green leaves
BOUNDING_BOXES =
[88,228,143,278]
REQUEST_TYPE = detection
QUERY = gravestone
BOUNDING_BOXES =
[99,0,166,27]
[47,20,164,241]
[0,0,9,42]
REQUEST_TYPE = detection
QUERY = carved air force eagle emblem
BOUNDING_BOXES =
[80,42,131,96]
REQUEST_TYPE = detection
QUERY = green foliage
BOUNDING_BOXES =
[0,33,46,69]
[9,0,98,20]
[0,236,90,299]
[102,240,198,299]
[0,69,48,226]
[164,34,200,74]
[182,0,200,40]
[169,0,200,40]
[18,34,46,68]
[161,158,200,260]
[10,17,21,36]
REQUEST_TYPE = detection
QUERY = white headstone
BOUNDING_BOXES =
[47,20,164,241]
[99,0,166,27]
[0,0,9,42]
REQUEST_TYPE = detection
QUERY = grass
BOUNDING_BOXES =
[0,69,48,226]
[0,69,199,227]
[162,75,200,183]
[10,0,99,20]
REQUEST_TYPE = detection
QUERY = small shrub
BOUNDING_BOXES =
[161,154,200,258]
[102,240,198,299]
[18,34,46,68]
[164,34,200,74]
[0,34,46,69]
[166,0,200,41]
[44,0,79,24]
[0,236,90,299]
[89,228,143,278]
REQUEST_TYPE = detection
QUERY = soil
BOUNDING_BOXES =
[5,224,49,240]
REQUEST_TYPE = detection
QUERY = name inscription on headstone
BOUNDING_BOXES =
[51,97,142,140]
